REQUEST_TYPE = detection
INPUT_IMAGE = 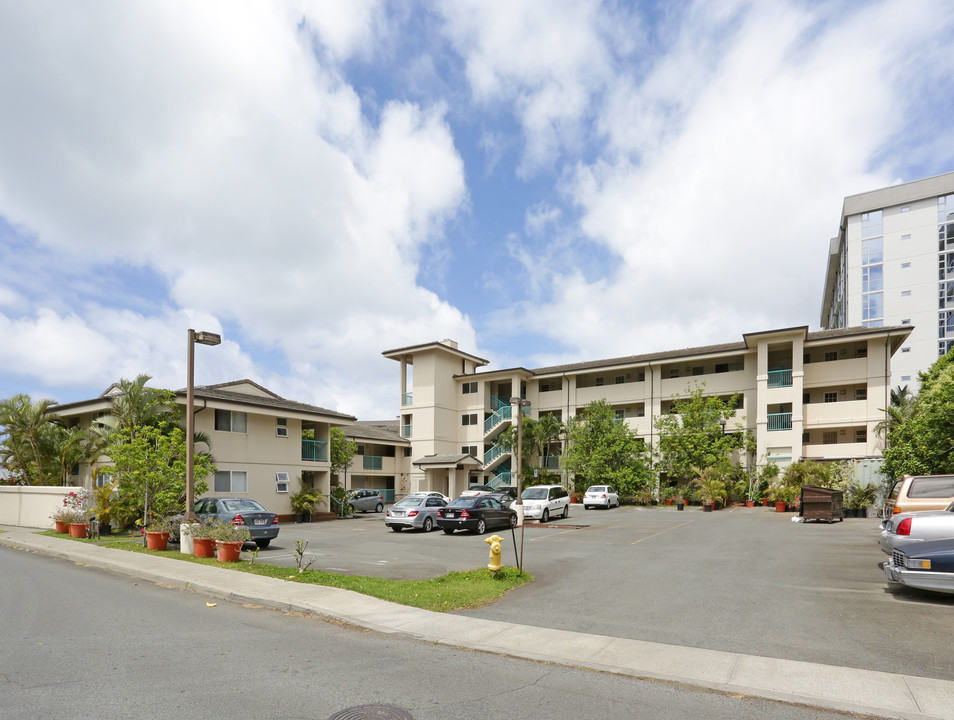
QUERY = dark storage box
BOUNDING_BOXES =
[799,485,844,523]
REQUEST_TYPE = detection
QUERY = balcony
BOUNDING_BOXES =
[400,424,412,438]
[363,455,383,471]
[768,369,793,388]
[401,392,413,406]
[301,439,328,462]
[767,413,792,431]
[803,399,868,426]
[543,456,559,470]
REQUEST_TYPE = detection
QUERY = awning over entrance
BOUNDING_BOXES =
[412,454,483,498]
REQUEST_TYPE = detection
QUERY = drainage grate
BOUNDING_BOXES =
[328,705,415,720]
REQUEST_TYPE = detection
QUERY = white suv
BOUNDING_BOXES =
[520,484,570,523]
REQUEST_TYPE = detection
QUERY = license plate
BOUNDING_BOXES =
[447,511,458,518]
[254,519,266,526]
[393,511,405,517]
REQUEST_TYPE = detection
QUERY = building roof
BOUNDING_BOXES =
[412,453,482,469]
[841,170,954,221]
[347,420,408,444]
[382,339,490,367]
[182,380,355,422]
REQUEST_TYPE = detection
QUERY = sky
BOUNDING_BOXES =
[1,0,953,421]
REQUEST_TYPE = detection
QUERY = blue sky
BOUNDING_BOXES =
[1,0,953,419]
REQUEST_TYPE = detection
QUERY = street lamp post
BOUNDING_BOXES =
[185,329,221,522]
[510,396,530,572]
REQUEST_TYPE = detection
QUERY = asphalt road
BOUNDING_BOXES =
[264,504,954,681]
[0,543,881,720]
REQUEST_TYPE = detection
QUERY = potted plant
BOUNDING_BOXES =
[289,482,322,523]
[692,467,727,513]
[661,486,675,506]
[144,517,176,550]
[191,519,217,558]
[207,519,251,562]
[91,480,116,536]
[50,506,73,534]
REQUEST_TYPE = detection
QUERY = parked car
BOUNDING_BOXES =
[190,497,279,548]
[405,491,451,503]
[583,485,620,510]
[348,489,385,513]
[485,492,514,508]
[384,495,446,532]
[883,537,954,595]
[436,496,517,534]
[880,501,954,554]
[883,474,954,516]
[520,484,570,522]
[460,484,495,498]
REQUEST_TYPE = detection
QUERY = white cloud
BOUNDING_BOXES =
[0,1,472,418]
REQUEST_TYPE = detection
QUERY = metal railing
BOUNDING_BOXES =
[767,412,793,431]
[400,424,412,438]
[484,405,512,434]
[484,443,506,465]
[301,439,328,462]
[363,456,383,470]
[768,369,793,388]
[489,472,513,488]
[401,392,413,406]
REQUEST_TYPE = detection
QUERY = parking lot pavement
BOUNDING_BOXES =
[273,504,954,682]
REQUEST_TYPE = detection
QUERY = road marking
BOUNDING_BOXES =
[629,519,695,544]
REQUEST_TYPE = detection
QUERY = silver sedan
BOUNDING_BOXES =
[879,501,954,554]
[385,495,447,532]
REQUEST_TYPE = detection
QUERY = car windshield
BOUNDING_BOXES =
[393,496,424,507]
[220,500,266,513]
[586,486,607,493]
[522,487,548,500]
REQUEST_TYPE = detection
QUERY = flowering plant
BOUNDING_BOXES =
[51,490,92,524]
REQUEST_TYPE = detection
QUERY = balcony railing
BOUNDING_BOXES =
[301,439,328,462]
[400,424,412,438]
[363,455,383,471]
[768,369,793,388]
[767,412,793,431]
[484,405,512,434]
[401,392,413,406]
[484,443,506,465]
[489,472,513,488]
[543,455,560,470]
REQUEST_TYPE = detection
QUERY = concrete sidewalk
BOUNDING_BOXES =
[3,525,952,720]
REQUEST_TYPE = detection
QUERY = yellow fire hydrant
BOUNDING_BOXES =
[485,534,504,571]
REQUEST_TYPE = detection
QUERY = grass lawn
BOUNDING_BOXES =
[42,530,532,612]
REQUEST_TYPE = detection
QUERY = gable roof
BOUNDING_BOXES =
[180,381,355,422]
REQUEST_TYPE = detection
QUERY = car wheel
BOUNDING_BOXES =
[375,503,383,513]
[422,517,433,532]
[584,505,590,510]
[475,519,486,535]
[391,525,403,532]
[509,513,517,528]
[255,539,271,549]
[562,504,569,519]
[541,508,549,523]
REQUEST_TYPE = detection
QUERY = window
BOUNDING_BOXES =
[862,210,883,238]
[540,380,562,392]
[614,409,625,421]
[691,366,704,376]
[276,418,288,438]
[901,290,911,297]
[637,372,645,381]
[902,318,911,324]
[901,262,911,269]
[276,472,290,493]
[855,428,867,443]
[715,363,729,373]
[862,265,883,293]
[615,376,625,384]
[902,233,911,241]
[669,369,680,378]
[855,388,867,400]
[862,291,883,322]
[940,193,954,223]
[824,392,838,403]
[356,445,366,455]
[901,375,911,382]
[215,410,247,433]
[403,447,412,457]
[823,431,838,445]
[803,393,810,404]
[856,347,867,358]
[901,347,911,353]
[214,470,248,493]
[595,377,604,386]
[461,445,478,457]
[461,414,478,426]
[461,381,478,394]
[824,351,838,362]
[635,404,645,417]
[802,432,810,444]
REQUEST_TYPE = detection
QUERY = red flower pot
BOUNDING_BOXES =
[216,541,243,563]
[745,500,755,508]
[55,520,70,533]
[775,501,787,513]
[68,522,88,538]
[664,498,673,506]
[193,537,215,558]
[145,531,170,550]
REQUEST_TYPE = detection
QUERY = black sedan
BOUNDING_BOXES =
[884,537,954,594]
[437,496,517,535]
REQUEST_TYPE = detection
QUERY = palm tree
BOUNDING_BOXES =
[535,414,565,472]
[0,394,60,485]
[876,384,916,442]
[95,374,177,439]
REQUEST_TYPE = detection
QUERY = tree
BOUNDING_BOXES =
[876,385,916,441]
[0,394,61,485]
[881,354,954,480]
[654,384,754,491]
[104,422,214,526]
[94,374,177,439]
[329,427,357,485]
[562,400,652,498]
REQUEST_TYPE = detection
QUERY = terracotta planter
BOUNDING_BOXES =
[664,498,673,506]
[193,537,216,558]
[55,520,70,533]
[683,498,690,506]
[761,498,769,506]
[145,531,170,550]
[216,540,243,563]
[745,500,755,508]
[775,501,787,513]
[68,522,88,538]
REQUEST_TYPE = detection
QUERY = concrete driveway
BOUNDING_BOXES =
[267,504,954,682]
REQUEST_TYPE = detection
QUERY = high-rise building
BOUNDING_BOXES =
[821,171,954,389]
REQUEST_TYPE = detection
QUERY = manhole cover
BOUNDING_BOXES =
[328,705,414,720]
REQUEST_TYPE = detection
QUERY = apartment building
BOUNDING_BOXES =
[821,170,954,389]
[51,379,359,519]
[384,325,911,498]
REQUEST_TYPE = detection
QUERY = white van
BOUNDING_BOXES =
[520,484,570,523]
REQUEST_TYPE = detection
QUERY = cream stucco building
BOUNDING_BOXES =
[385,325,911,498]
